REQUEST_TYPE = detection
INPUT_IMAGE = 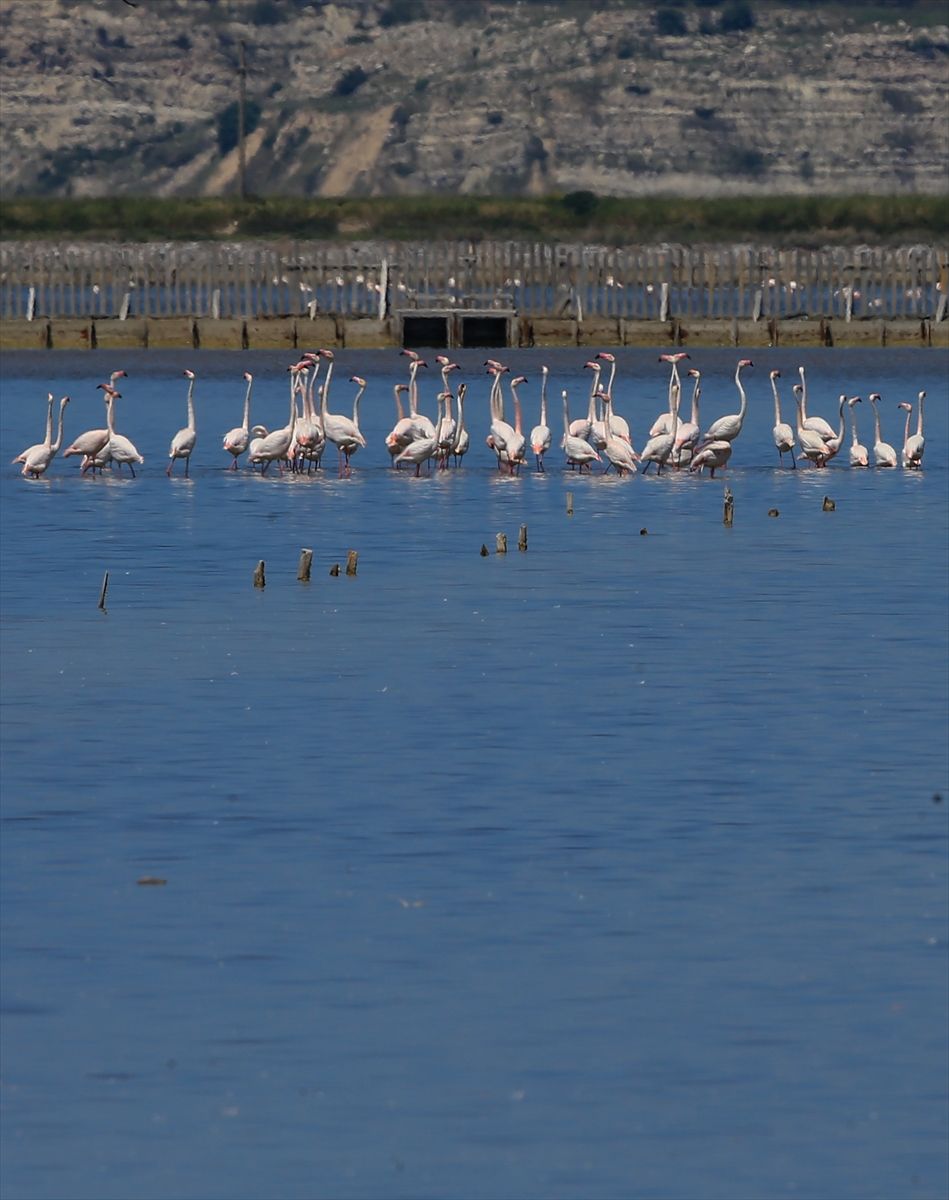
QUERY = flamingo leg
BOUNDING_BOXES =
[184,458,189,478]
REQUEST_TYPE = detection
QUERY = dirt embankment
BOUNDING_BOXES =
[0,0,946,199]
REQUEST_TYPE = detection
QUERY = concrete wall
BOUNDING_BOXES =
[1,316,945,351]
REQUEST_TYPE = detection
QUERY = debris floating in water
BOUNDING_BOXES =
[769,508,779,517]
[823,496,836,511]
[137,876,167,886]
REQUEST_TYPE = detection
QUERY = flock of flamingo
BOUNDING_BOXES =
[12,350,927,479]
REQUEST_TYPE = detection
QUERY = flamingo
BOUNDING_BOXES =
[317,350,366,476]
[452,382,470,465]
[63,371,127,468]
[167,370,197,477]
[798,366,836,442]
[434,356,460,451]
[562,389,601,471]
[16,396,69,478]
[394,392,442,475]
[12,393,54,472]
[650,353,690,436]
[406,357,435,439]
[570,360,600,440]
[596,351,631,442]
[793,385,831,467]
[598,392,639,475]
[848,398,868,467]
[94,389,144,476]
[820,396,848,464]
[488,365,517,469]
[529,365,552,471]
[640,365,680,474]
[689,440,732,477]
[672,368,701,467]
[291,359,324,469]
[700,359,752,444]
[247,424,269,464]
[901,392,925,469]
[769,370,796,467]
[247,365,297,474]
[223,372,254,468]
[504,375,529,473]
[339,376,367,473]
[386,384,414,464]
[869,394,898,467]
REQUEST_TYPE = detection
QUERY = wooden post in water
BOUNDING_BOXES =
[253,560,265,587]
[346,550,358,576]
[98,571,109,609]
[566,491,573,515]
[723,487,734,527]
[297,549,313,581]
[480,544,489,557]
[496,533,507,554]
[822,496,835,511]
[518,524,528,551]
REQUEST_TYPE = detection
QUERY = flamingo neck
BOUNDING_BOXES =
[242,380,252,430]
[43,396,54,446]
[562,390,570,437]
[903,408,912,447]
[320,360,334,419]
[512,390,522,435]
[353,384,365,427]
[394,387,405,422]
[186,379,195,431]
[849,405,860,445]
[872,401,882,443]
[771,379,781,425]
[540,373,547,427]
[917,395,924,436]
[106,395,116,437]
[735,367,747,419]
[606,359,616,397]
[51,399,67,453]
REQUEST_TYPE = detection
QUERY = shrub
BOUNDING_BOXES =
[720,2,754,33]
[616,35,636,59]
[250,0,284,26]
[217,99,262,156]
[655,8,687,36]
[562,190,598,219]
[726,146,766,176]
[487,111,503,126]
[380,0,426,26]
[882,87,923,114]
[334,67,368,97]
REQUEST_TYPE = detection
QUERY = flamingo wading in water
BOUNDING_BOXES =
[223,372,254,468]
[869,395,898,467]
[167,370,197,476]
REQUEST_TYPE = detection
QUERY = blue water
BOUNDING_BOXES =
[2,348,947,1200]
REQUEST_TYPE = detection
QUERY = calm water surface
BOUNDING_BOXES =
[1,348,947,1200]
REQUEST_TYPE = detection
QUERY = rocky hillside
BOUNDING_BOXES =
[1,0,947,200]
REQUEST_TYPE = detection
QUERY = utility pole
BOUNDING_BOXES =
[238,40,247,199]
